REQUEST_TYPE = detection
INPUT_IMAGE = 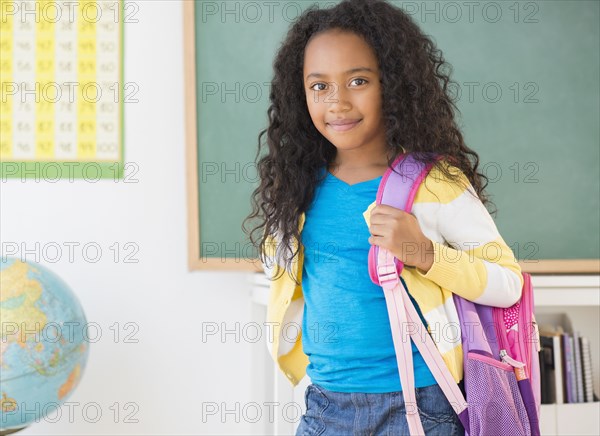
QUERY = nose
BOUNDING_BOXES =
[327,82,351,112]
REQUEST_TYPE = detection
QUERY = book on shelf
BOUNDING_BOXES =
[538,314,597,405]
[539,323,565,404]
[580,336,595,402]
[539,334,557,404]
[573,330,585,403]
[562,333,575,403]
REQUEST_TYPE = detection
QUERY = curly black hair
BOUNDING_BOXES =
[242,0,495,285]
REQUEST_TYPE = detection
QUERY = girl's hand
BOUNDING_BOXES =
[367,204,434,272]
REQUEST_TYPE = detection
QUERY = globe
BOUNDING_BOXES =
[0,258,89,433]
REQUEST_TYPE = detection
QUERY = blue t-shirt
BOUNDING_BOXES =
[300,165,437,393]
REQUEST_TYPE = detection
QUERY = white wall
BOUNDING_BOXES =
[3,2,276,434]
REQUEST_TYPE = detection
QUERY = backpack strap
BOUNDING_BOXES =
[368,152,443,285]
[379,246,470,435]
[370,153,470,435]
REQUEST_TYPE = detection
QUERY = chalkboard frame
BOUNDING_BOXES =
[183,2,262,272]
[183,2,598,274]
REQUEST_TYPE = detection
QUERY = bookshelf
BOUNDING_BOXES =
[532,274,600,436]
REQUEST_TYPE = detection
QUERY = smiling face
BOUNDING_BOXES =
[303,29,388,166]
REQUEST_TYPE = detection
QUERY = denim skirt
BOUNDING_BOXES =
[296,381,466,436]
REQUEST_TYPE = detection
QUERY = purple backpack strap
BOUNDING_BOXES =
[368,152,443,285]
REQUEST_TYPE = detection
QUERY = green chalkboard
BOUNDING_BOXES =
[184,1,599,272]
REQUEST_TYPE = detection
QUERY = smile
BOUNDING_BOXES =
[327,119,362,132]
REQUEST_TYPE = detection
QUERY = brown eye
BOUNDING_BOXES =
[310,83,327,92]
[351,78,367,86]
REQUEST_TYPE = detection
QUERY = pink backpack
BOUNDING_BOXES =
[368,152,541,435]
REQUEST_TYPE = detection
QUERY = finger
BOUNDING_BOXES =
[368,235,384,245]
[370,211,396,224]
[368,223,387,236]
[373,204,403,215]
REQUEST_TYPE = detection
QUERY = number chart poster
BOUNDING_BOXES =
[0,0,124,180]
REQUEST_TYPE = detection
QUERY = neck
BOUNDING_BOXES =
[330,148,396,169]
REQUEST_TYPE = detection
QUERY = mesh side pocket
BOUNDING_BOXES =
[465,352,531,436]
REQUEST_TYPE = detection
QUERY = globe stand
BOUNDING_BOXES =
[0,427,27,436]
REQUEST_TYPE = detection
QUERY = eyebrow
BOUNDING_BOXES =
[305,67,375,81]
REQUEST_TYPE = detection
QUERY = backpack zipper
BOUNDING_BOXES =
[500,349,527,381]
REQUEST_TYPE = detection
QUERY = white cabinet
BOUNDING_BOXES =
[533,275,600,436]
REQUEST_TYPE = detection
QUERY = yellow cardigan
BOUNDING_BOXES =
[261,161,524,386]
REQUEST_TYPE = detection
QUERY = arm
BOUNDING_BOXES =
[414,164,524,308]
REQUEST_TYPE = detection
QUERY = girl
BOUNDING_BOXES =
[243,0,524,434]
